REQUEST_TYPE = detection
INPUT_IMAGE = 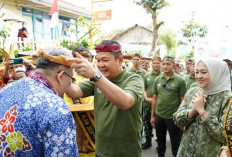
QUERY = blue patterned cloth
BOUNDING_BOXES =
[0,77,79,157]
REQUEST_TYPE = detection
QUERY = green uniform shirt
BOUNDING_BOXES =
[78,69,144,157]
[127,67,146,79]
[178,73,187,78]
[185,74,196,90]
[152,72,187,119]
[173,88,232,157]
[144,71,162,98]
[190,82,198,88]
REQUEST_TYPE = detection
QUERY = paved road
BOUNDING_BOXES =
[142,130,172,157]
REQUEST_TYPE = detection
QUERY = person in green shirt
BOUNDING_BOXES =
[141,59,150,72]
[185,58,194,75]
[150,56,187,157]
[142,57,162,150]
[185,60,196,91]
[127,53,146,79]
[66,40,144,157]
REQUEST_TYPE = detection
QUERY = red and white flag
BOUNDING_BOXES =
[49,0,58,28]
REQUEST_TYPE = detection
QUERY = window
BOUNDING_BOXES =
[35,18,43,33]
[22,8,32,15]
[22,7,77,41]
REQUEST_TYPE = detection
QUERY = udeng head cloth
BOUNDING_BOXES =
[37,49,75,67]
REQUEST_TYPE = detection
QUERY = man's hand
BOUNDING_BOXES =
[3,59,13,69]
[145,98,153,105]
[23,59,31,66]
[66,52,97,79]
[150,116,155,128]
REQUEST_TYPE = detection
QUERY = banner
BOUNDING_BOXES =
[93,10,112,22]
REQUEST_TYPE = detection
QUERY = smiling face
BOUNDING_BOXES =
[195,61,210,88]
[96,52,123,79]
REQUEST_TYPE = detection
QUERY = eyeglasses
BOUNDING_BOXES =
[57,71,76,83]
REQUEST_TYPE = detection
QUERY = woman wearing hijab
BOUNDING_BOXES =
[173,57,232,157]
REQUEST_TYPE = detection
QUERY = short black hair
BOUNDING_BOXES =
[73,46,90,53]
[73,46,91,58]
[98,40,122,59]
[99,40,120,46]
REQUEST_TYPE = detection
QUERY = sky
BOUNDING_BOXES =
[70,0,232,56]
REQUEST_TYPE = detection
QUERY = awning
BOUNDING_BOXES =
[0,8,26,23]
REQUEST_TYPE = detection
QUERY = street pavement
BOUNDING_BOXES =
[142,130,172,157]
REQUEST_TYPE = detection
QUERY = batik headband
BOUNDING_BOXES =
[95,45,122,53]
[37,49,75,67]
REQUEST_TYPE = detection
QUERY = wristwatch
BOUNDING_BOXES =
[90,71,102,82]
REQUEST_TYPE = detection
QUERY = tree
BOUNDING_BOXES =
[0,25,11,49]
[181,13,208,56]
[158,28,176,57]
[136,0,169,56]
[66,16,100,48]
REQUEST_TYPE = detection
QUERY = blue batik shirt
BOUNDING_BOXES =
[0,77,79,157]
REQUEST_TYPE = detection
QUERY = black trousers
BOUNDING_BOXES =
[155,114,181,157]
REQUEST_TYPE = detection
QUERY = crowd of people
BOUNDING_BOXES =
[0,40,232,157]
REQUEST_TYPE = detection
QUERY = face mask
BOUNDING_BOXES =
[14,66,26,72]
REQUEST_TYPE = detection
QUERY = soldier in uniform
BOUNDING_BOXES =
[150,56,187,157]
[142,57,162,150]
[128,53,146,79]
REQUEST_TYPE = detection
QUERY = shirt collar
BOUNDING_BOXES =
[28,70,58,95]
[161,71,175,80]
[111,69,127,83]
[152,71,161,75]
[131,67,143,73]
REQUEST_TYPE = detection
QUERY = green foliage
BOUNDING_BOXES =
[0,26,11,39]
[123,50,144,56]
[22,45,33,51]
[181,13,208,43]
[14,49,19,57]
[60,39,90,50]
[75,16,89,29]
[187,50,194,58]
[136,0,169,13]
[177,50,194,61]
[158,29,176,57]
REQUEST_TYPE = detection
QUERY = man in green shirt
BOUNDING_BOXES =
[142,57,162,150]
[150,56,187,157]
[141,59,150,72]
[128,53,146,79]
[66,40,144,157]
[185,58,193,75]
[185,60,196,90]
